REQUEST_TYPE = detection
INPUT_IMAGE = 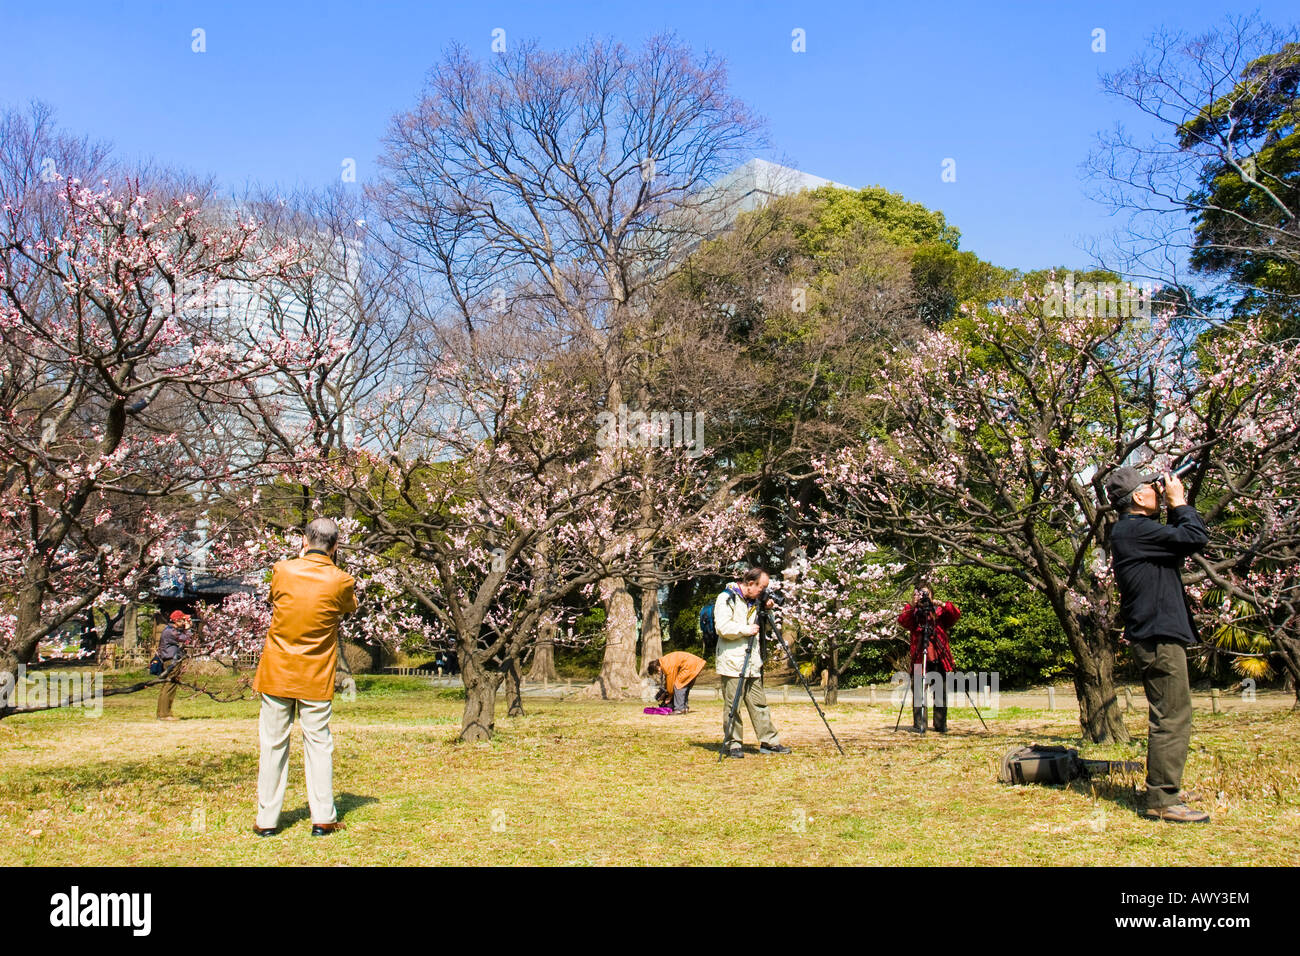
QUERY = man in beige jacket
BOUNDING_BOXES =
[715,567,790,758]
[251,517,357,837]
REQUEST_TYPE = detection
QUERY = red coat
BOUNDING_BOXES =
[898,602,959,672]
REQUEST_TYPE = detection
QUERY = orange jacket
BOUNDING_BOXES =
[252,551,357,701]
[657,651,706,694]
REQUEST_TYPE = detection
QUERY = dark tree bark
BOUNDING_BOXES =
[589,575,642,698]
[527,614,559,683]
[637,556,664,676]
[825,638,840,707]
[459,653,497,743]
[503,656,525,718]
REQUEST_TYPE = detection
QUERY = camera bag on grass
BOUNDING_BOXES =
[998,745,1084,784]
[998,744,1144,785]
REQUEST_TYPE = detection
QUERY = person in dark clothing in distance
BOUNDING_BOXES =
[155,610,189,720]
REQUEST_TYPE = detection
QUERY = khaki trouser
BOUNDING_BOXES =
[257,693,337,828]
[156,679,178,718]
[1130,638,1193,809]
[720,676,780,750]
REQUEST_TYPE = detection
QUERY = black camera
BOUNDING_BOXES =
[1153,459,1198,494]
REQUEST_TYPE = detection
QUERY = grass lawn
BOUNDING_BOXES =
[1,673,1298,866]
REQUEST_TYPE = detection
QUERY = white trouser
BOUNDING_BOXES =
[256,693,337,828]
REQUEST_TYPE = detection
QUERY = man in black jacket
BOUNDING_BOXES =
[1107,465,1210,823]
[155,611,189,720]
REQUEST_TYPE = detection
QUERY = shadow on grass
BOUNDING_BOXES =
[268,791,380,830]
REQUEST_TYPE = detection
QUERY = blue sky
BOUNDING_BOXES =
[1,0,1293,271]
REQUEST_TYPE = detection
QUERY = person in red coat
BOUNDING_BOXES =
[897,587,960,734]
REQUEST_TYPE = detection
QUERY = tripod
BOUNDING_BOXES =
[764,605,845,755]
[718,593,846,758]
[718,633,756,762]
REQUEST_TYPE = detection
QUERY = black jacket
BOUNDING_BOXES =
[157,625,184,662]
[1110,504,1209,645]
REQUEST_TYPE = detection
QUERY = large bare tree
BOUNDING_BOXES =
[376,34,765,698]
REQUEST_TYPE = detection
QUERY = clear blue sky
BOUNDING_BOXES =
[1,0,1293,271]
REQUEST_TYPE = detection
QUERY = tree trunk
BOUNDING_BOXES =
[587,370,645,699]
[459,654,497,742]
[586,575,641,698]
[825,640,839,707]
[1271,632,1300,706]
[637,561,663,676]
[527,537,559,683]
[122,603,139,654]
[527,612,558,682]
[2,557,49,679]
[1062,610,1130,743]
[504,656,524,717]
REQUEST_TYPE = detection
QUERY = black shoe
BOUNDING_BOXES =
[724,747,744,759]
[252,826,277,837]
[759,743,792,755]
[311,822,346,837]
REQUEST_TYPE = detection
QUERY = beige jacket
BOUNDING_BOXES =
[714,585,762,678]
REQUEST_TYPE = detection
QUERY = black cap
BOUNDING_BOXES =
[1105,465,1159,503]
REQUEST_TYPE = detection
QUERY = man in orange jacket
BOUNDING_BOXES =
[252,517,357,837]
[647,651,706,714]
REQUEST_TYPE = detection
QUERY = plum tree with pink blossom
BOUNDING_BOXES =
[817,283,1300,742]
[0,111,334,686]
[778,533,904,705]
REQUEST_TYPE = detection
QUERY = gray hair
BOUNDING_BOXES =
[304,517,340,552]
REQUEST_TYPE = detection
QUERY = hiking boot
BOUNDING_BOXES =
[1143,804,1210,823]
[724,747,744,759]
[933,707,947,733]
[759,743,792,755]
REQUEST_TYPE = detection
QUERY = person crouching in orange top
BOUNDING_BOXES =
[647,651,706,714]
[251,517,357,838]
